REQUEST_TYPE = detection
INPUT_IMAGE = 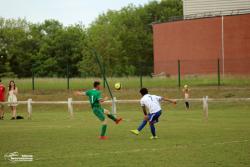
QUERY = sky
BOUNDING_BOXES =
[0,0,150,26]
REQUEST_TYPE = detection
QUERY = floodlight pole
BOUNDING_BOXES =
[103,62,106,89]
[92,49,113,99]
[221,16,225,78]
[67,63,70,90]
[32,64,35,91]
[217,59,221,86]
[140,61,143,89]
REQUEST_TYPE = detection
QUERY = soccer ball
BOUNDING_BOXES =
[114,82,121,90]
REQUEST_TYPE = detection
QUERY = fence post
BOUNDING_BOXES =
[178,60,181,88]
[27,98,32,119]
[68,98,73,118]
[217,59,221,86]
[67,63,70,90]
[203,96,208,121]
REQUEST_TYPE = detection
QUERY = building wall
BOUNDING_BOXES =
[183,0,250,16]
[153,14,250,75]
[224,14,250,73]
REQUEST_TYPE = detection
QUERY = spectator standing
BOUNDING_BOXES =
[8,80,18,119]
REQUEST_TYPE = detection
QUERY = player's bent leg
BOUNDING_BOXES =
[104,109,122,124]
[149,111,161,139]
[151,111,162,124]
[149,123,158,139]
[104,109,116,121]
[130,115,148,135]
[93,108,106,122]
[137,118,148,131]
[150,123,156,136]
[103,109,110,115]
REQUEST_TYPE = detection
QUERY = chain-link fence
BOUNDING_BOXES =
[1,58,250,91]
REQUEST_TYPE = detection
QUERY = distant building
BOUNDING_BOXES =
[153,1,250,75]
[183,0,250,17]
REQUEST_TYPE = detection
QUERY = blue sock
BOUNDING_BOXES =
[150,124,156,136]
[137,120,147,131]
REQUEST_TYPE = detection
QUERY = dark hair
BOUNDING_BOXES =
[8,80,16,91]
[140,88,148,96]
[93,81,100,88]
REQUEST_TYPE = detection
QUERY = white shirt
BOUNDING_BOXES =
[140,94,162,114]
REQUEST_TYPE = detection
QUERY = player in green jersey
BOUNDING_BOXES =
[75,81,122,140]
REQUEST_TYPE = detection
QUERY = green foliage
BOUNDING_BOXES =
[0,0,183,77]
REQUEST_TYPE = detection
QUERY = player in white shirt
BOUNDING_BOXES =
[130,88,176,139]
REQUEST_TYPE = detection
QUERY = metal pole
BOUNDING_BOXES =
[93,50,113,99]
[178,60,181,88]
[140,62,143,89]
[67,63,69,90]
[221,16,225,78]
[32,72,35,91]
[32,65,35,91]
[217,59,221,86]
[140,72,143,89]
[103,62,106,89]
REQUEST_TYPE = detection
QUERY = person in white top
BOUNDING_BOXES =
[183,85,190,111]
[8,80,18,120]
[130,88,176,139]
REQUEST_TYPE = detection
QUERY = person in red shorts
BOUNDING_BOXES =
[0,79,5,120]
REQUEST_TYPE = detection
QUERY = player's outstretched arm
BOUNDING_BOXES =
[74,91,86,96]
[74,88,88,96]
[163,97,177,105]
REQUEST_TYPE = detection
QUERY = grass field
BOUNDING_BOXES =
[0,76,250,166]
[0,101,250,167]
[1,75,250,91]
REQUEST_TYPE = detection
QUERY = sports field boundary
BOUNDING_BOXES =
[1,97,250,105]
[1,97,250,119]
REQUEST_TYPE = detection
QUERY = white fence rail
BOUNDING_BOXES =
[1,97,250,119]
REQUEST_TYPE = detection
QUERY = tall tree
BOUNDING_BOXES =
[0,0,183,77]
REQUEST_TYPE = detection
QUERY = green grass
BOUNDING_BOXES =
[0,76,250,166]
[1,75,250,91]
[0,101,250,167]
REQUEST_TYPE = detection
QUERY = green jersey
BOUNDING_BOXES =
[85,89,102,108]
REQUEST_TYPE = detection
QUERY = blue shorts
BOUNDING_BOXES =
[148,111,162,124]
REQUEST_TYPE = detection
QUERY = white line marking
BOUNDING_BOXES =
[87,139,249,156]
[31,139,250,161]
[213,139,249,145]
